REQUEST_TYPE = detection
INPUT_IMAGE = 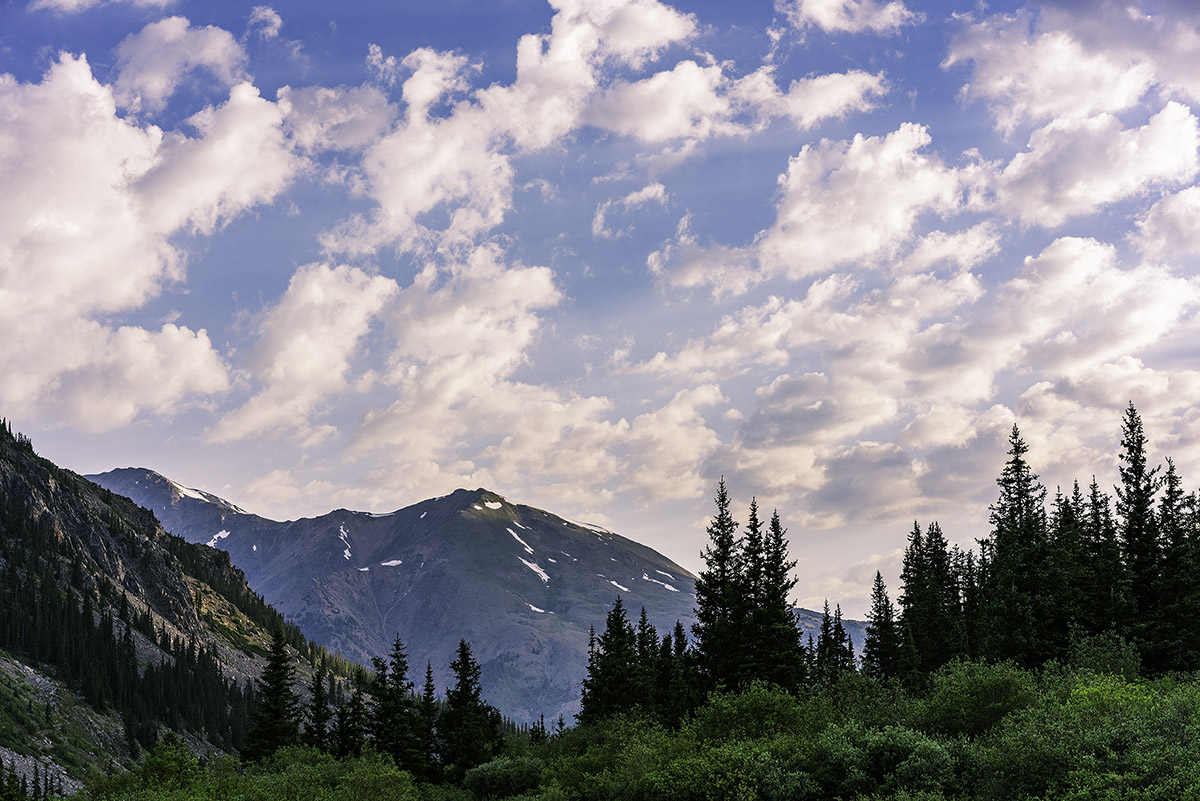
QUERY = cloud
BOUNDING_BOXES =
[210,264,399,444]
[946,10,1154,135]
[756,123,972,280]
[113,16,247,114]
[1133,186,1200,261]
[29,0,169,12]
[279,84,396,152]
[0,49,308,430]
[592,182,667,238]
[776,0,920,35]
[996,103,1200,228]
[248,6,283,40]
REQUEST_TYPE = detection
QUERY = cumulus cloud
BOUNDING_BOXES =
[996,103,1200,227]
[756,123,972,280]
[248,6,283,40]
[946,10,1154,135]
[0,50,306,430]
[210,264,398,444]
[1133,186,1200,260]
[113,16,247,114]
[776,0,919,35]
[279,84,396,152]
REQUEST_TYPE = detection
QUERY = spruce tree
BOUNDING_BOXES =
[440,640,501,781]
[757,509,804,690]
[243,628,300,761]
[1084,476,1126,633]
[1116,403,1162,665]
[862,571,900,680]
[304,664,331,751]
[579,596,641,723]
[1155,458,1198,671]
[418,661,440,780]
[332,690,367,758]
[692,479,743,691]
[370,635,420,772]
[978,426,1050,666]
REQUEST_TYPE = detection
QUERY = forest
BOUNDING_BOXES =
[7,403,1200,800]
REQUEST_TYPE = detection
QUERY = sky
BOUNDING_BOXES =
[4,0,1200,617]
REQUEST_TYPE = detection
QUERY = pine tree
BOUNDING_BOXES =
[243,628,300,761]
[693,479,743,692]
[304,664,332,751]
[757,509,804,690]
[1155,458,1198,671]
[739,499,766,679]
[862,572,900,680]
[370,635,420,772]
[417,661,440,780]
[332,690,367,758]
[440,640,501,781]
[1083,476,1126,633]
[579,597,641,723]
[1116,403,1162,666]
[977,426,1051,666]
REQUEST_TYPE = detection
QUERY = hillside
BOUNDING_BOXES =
[0,423,343,790]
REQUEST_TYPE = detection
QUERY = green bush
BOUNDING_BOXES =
[917,660,1036,738]
[463,756,543,800]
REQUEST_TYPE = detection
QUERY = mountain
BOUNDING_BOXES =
[88,469,701,723]
[0,424,340,791]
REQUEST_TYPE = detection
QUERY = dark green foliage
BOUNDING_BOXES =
[305,664,332,751]
[243,628,301,761]
[461,755,543,800]
[1116,402,1163,659]
[578,597,641,724]
[369,635,424,774]
[332,690,368,759]
[692,478,742,692]
[440,640,502,781]
[862,571,900,680]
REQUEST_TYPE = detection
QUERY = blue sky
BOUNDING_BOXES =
[4,0,1200,615]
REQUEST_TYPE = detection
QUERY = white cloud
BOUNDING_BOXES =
[113,16,247,114]
[278,84,396,152]
[29,0,169,12]
[756,123,971,281]
[592,182,667,238]
[776,0,919,35]
[1133,186,1200,261]
[248,6,283,40]
[776,70,887,129]
[946,11,1155,135]
[996,103,1200,227]
[211,264,398,443]
[138,82,300,235]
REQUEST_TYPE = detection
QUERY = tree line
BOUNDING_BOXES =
[244,628,510,783]
[583,402,1200,726]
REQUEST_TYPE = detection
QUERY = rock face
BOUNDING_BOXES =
[89,470,701,722]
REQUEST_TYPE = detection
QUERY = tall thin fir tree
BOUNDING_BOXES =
[1154,458,1199,671]
[304,663,332,751]
[1116,403,1162,664]
[978,425,1050,666]
[440,640,501,781]
[759,509,804,690]
[243,628,300,761]
[862,571,899,680]
[739,499,766,679]
[1084,475,1126,633]
[579,596,641,723]
[692,479,743,692]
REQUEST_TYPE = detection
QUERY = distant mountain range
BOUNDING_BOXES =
[89,468,866,722]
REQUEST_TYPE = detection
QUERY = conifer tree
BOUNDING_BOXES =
[243,628,300,761]
[1116,402,1161,652]
[1083,476,1126,633]
[862,571,899,680]
[978,426,1051,666]
[370,635,420,772]
[304,664,331,751]
[332,690,367,758]
[440,640,501,781]
[757,509,804,690]
[739,499,766,678]
[579,597,641,723]
[1155,458,1198,671]
[417,661,440,780]
[693,479,743,691]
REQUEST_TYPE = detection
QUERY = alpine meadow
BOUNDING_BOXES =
[5,0,1200,798]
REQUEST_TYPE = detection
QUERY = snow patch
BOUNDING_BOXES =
[206,530,230,548]
[655,569,673,578]
[562,515,611,535]
[364,511,395,518]
[643,572,679,592]
[253,544,257,552]
[512,520,528,530]
[169,479,207,502]
[473,504,483,510]
[420,511,427,519]
[338,524,351,559]
[381,559,403,567]
[484,501,502,510]
[608,580,630,592]
[359,567,370,572]
[527,603,545,613]
[519,557,550,583]
[547,557,557,563]
[508,528,534,555]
